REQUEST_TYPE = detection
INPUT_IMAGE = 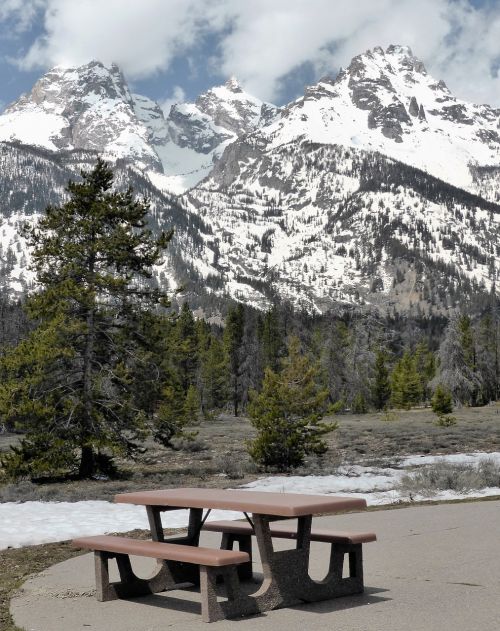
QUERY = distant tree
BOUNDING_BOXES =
[223,304,245,416]
[431,384,453,415]
[390,351,423,409]
[172,303,199,394]
[414,342,436,401]
[199,329,227,413]
[475,294,500,403]
[372,350,391,410]
[259,305,285,372]
[433,315,481,405]
[0,159,176,479]
[247,336,337,470]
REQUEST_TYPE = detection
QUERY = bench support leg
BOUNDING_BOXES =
[200,565,258,623]
[94,551,189,602]
[220,533,253,581]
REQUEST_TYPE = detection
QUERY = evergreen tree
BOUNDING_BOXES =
[200,333,227,412]
[223,303,245,416]
[321,320,349,404]
[431,384,453,415]
[0,159,174,479]
[172,303,199,394]
[390,351,423,409]
[433,315,481,405]
[414,342,436,401]
[183,384,201,424]
[475,296,500,403]
[247,336,336,470]
[259,305,285,372]
[372,350,391,410]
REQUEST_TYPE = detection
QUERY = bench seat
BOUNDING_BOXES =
[72,535,249,566]
[72,534,253,622]
[203,520,377,544]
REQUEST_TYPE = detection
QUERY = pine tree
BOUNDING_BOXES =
[223,304,245,416]
[183,384,201,424]
[431,384,453,415]
[372,350,391,410]
[247,336,337,470]
[0,159,174,479]
[433,315,481,405]
[172,303,199,394]
[259,305,285,372]
[200,333,227,412]
[390,351,423,409]
[414,342,436,401]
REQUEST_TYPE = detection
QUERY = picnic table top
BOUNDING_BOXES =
[114,487,367,517]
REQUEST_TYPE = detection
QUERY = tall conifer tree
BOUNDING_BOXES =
[0,160,174,478]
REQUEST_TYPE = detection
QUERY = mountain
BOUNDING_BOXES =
[236,44,500,199]
[183,45,500,312]
[1,47,500,315]
[154,77,278,194]
[0,63,275,195]
[0,62,162,171]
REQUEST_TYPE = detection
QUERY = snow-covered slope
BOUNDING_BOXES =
[185,140,500,312]
[182,46,500,312]
[155,78,278,194]
[260,45,500,199]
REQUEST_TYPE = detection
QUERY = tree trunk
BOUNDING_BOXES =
[79,445,95,478]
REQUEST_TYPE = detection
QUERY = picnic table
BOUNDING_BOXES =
[73,488,375,622]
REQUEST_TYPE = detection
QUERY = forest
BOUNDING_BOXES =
[0,159,499,479]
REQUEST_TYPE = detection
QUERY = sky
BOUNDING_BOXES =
[0,0,500,114]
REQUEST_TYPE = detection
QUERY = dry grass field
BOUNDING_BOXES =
[1,404,499,502]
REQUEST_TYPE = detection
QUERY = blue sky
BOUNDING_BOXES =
[1,0,500,113]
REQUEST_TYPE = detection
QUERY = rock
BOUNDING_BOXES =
[409,96,419,117]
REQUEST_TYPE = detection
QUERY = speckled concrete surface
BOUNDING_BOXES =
[11,500,500,631]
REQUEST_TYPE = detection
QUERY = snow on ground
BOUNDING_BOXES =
[1,452,499,550]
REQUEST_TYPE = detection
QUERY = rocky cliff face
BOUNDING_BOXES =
[156,78,278,193]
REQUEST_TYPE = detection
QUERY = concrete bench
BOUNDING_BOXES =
[72,535,252,622]
[203,520,376,587]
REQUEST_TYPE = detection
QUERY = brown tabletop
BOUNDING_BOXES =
[114,487,366,517]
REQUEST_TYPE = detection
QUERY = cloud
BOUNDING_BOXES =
[0,0,46,33]
[160,85,186,116]
[4,0,500,106]
[209,0,500,105]
[17,0,210,78]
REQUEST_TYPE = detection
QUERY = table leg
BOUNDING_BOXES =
[247,514,363,614]
[144,506,202,587]
[249,514,312,611]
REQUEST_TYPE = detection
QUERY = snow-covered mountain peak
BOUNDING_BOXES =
[152,81,278,194]
[7,60,133,114]
[0,60,161,170]
[224,76,243,93]
[194,80,268,137]
[259,44,500,193]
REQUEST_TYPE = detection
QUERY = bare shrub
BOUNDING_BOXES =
[400,459,500,495]
[215,453,257,479]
